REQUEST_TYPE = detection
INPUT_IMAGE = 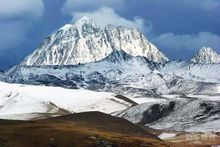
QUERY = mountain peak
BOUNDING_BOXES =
[199,46,215,52]
[59,17,95,32]
[74,16,95,27]
[191,47,220,64]
[77,16,91,21]
[21,17,168,66]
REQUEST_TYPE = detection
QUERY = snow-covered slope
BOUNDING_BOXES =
[114,94,220,132]
[104,25,168,63]
[21,16,168,66]
[4,60,162,98]
[191,47,220,64]
[5,58,220,97]
[1,79,219,132]
[159,60,220,85]
[0,81,134,120]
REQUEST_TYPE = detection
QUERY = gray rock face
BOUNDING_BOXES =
[114,99,220,132]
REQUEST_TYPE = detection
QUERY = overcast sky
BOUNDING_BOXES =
[0,0,220,69]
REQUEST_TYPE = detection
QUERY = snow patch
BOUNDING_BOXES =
[158,133,176,139]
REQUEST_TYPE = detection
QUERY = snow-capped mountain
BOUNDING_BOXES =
[191,47,220,64]
[21,16,168,66]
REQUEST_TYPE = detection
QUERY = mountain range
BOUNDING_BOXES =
[0,17,220,146]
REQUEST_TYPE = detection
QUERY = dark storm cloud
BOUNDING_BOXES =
[0,0,44,68]
[0,0,44,51]
[137,0,219,34]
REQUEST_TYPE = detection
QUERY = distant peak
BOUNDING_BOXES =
[191,47,220,64]
[199,46,215,52]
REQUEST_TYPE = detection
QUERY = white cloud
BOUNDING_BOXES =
[72,7,145,32]
[61,0,153,45]
[153,32,220,52]
[62,0,148,32]
[0,0,44,51]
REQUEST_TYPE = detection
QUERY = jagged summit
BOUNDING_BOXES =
[76,16,91,22]
[21,16,169,66]
[61,17,94,27]
[74,16,93,25]
[74,16,98,30]
[59,17,94,31]
[191,47,220,64]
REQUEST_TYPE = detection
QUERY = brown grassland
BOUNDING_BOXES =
[0,112,220,147]
[0,112,168,147]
